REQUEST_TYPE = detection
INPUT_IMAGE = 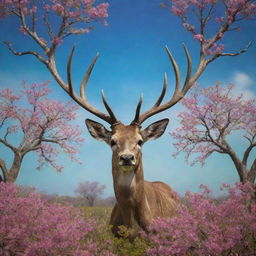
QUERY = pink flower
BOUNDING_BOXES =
[19,25,26,35]
[0,182,103,255]
[87,3,109,19]
[172,6,185,16]
[29,5,37,14]
[52,36,63,45]
[193,34,204,42]
[44,4,50,11]
[52,3,65,16]
[215,16,225,23]
[145,182,256,256]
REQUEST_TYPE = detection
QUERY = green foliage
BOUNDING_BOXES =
[81,206,112,225]
[81,207,148,256]
[111,227,148,256]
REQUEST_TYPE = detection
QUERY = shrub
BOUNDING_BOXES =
[0,182,113,256]
[81,207,148,256]
[145,182,256,256]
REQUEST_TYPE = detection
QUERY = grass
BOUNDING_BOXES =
[80,206,149,256]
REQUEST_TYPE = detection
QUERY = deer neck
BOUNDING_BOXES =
[112,152,144,204]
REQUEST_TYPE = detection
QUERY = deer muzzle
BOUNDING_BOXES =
[119,154,136,166]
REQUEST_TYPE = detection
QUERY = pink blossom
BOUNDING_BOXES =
[70,27,90,34]
[88,3,109,19]
[194,33,204,42]
[170,0,189,16]
[19,25,27,35]
[204,43,224,55]
[52,3,65,16]
[145,182,256,256]
[0,0,109,50]
[183,22,194,32]
[52,36,63,45]
[44,4,50,11]
[68,10,81,18]
[215,16,225,22]
[164,0,256,56]
[171,6,184,16]
[0,182,108,256]
[81,0,95,5]
[29,5,37,14]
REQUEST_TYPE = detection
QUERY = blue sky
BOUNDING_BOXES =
[0,0,255,197]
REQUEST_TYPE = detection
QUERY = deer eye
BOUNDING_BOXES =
[137,140,143,146]
[110,140,117,147]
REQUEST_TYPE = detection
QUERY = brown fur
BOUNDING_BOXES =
[109,124,178,238]
[86,121,178,238]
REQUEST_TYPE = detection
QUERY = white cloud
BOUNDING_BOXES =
[230,71,255,99]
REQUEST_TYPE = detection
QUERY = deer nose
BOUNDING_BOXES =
[120,154,135,165]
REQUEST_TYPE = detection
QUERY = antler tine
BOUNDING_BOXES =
[101,90,119,124]
[80,52,99,101]
[67,46,75,95]
[137,46,192,124]
[182,43,192,94]
[165,46,181,95]
[131,94,143,125]
[66,46,117,125]
[153,72,167,108]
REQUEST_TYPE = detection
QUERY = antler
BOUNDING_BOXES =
[132,44,203,125]
[66,46,119,125]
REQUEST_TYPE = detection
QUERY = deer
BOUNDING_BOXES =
[61,45,194,238]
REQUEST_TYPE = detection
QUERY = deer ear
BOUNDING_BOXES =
[142,119,169,142]
[85,119,111,143]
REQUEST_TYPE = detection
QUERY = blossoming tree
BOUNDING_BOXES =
[0,82,84,182]
[162,0,255,57]
[0,0,109,92]
[0,0,254,108]
[0,0,109,57]
[75,181,106,206]
[170,83,256,183]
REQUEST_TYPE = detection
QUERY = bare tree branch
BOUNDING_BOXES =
[206,41,253,64]
[42,12,55,40]
[4,41,48,65]
[242,143,256,166]
[0,117,8,130]
[200,118,228,153]
[41,138,68,144]
[18,4,49,53]
[0,138,17,153]
[3,127,11,141]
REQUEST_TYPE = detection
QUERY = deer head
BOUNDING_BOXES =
[64,45,192,160]
[85,118,169,172]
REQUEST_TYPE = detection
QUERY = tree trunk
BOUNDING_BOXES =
[5,152,24,182]
[231,159,255,184]
[0,158,8,182]
[226,147,248,183]
[231,159,247,183]
[87,196,95,207]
